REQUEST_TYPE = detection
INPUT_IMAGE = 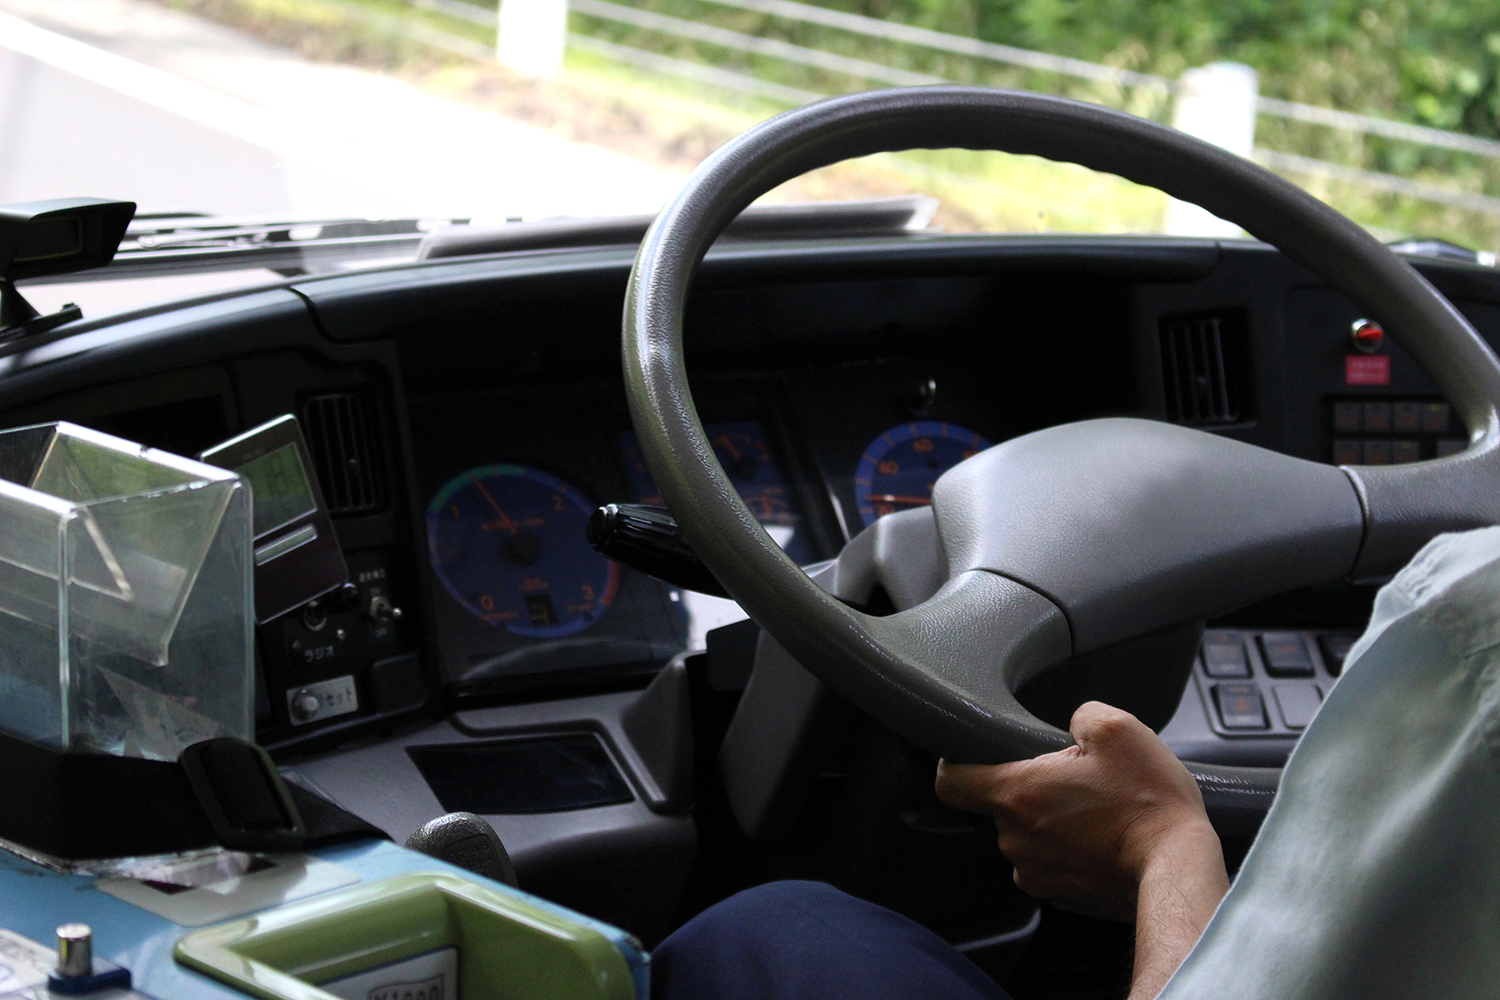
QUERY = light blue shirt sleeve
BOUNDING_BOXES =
[1159,526,1500,999]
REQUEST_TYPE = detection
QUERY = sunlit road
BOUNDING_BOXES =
[0,0,684,219]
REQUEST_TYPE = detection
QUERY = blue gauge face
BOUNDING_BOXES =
[427,465,619,637]
[855,421,993,527]
[622,421,812,563]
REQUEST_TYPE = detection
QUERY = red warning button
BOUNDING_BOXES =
[1346,354,1391,386]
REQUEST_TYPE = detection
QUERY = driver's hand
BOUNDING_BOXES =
[934,701,1223,922]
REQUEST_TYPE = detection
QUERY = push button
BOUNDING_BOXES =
[1332,401,1362,433]
[1318,634,1355,676]
[1362,401,1392,433]
[1274,684,1323,730]
[1201,631,1249,678]
[1332,439,1361,465]
[1422,402,1451,434]
[1362,439,1391,465]
[1215,683,1267,730]
[1391,439,1421,464]
[1392,401,1421,433]
[1259,632,1314,676]
[1437,439,1466,457]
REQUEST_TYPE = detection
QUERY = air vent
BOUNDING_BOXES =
[301,392,389,514]
[1160,312,1253,426]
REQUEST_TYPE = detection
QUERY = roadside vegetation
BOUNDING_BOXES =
[149,0,1500,246]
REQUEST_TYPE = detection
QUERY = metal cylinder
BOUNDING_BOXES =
[55,924,92,978]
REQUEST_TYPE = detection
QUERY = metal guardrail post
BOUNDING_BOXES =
[497,0,568,77]
[1166,62,1260,238]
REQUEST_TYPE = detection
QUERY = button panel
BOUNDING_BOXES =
[1194,628,1354,738]
[1326,397,1462,465]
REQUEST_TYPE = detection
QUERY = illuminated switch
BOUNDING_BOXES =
[1332,401,1362,433]
[1259,632,1314,676]
[1422,402,1451,434]
[1392,439,1421,464]
[1215,683,1267,730]
[1332,439,1361,465]
[1362,439,1391,465]
[1362,402,1391,433]
[1392,401,1421,433]
[1437,439,1466,457]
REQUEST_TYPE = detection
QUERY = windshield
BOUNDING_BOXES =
[2,0,1498,316]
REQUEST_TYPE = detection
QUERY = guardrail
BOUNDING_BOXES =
[400,0,1500,227]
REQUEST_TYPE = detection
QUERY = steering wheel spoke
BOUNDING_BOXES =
[622,86,1500,832]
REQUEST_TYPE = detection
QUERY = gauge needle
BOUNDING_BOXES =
[474,480,518,533]
[714,435,743,460]
[872,494,933,505]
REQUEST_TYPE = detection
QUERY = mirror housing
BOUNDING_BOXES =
[0,198,136,337]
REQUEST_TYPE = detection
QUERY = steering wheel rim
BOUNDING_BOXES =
[622,87,1500,831]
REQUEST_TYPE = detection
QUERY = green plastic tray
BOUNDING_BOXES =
[174,872,636,1000]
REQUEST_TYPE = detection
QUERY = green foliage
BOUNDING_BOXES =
[820,0,1500,138]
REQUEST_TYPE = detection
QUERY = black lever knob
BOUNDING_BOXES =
[587,504,729,598]
[405,812,517,886]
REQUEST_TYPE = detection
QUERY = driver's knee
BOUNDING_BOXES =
[650,880,1011,1000]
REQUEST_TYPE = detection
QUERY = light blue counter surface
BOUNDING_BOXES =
[0,840,648,1000]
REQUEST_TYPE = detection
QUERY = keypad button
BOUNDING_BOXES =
[1391,439,1421,464]
[1274,684,1323,730]
[1332,401,1362,433]
[1332,439,1361,465]
[1392,401,1421,433]
[1422,402,1451,434]
[1362,439,1391,465]
[1201,631,1249,678]
[1437,439,1466,457]
[1362,402,1392,433]
[1318,634,1355,676]
[1215,682,1268,730]
[1259,632,1314,676]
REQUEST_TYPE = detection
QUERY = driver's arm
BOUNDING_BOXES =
[935,702,1229,1000]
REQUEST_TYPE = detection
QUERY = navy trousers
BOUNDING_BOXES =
[651,880,1014,1000]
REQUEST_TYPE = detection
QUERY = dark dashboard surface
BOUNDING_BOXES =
[2,233,1495,764]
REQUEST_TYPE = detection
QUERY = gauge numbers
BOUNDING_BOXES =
[427,465,619,637]
[855,421,992,527]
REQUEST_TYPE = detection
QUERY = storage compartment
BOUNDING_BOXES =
[408,734,633,814]
[174,872,645,1000]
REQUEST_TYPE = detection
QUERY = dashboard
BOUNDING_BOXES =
[2,231,1496,794]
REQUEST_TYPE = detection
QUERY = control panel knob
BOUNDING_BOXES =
[55,924,92,979]
[367,595,402,622]
[1350,318,1384,353]
[289,689,321,722]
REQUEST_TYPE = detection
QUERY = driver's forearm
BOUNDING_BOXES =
[1127,823,1229,1000]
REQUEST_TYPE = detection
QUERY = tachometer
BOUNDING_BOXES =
[426,465,619,637]
[855,421,993,527]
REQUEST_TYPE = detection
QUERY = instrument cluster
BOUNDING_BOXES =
[423,417,996,644]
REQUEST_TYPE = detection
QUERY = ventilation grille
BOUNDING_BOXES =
[302,392,389,515]
[1160,312,1252,426]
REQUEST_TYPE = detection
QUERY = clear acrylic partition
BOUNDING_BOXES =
[0,422,253,760]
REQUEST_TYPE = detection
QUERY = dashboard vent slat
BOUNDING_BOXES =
[1160,312,1252,426]
[302,392,389,515]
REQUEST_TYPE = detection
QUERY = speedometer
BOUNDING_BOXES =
[426,465,619,637]
[854,421,992,527]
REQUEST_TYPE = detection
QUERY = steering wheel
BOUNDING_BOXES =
[621,87,1500,832]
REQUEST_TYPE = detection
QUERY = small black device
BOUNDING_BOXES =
[200,414,348,622]
[0,198,135,338]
